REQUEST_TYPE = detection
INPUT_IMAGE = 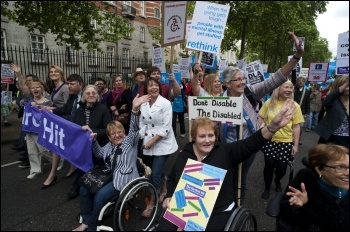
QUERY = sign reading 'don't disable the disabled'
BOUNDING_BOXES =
[188,96,243,125]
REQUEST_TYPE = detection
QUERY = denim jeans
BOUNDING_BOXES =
[151,155,169,194]
[306,111,319,129]
[80,181,120,230]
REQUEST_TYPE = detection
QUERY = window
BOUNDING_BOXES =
[139,1,145,16]
[144,51,148,61]
[123,1,131,6]
[140,27,145,42]
[122,48,130,67]
[66,45,76,64]
[90,19,97,29]
[106,46,115,66]
[1,30,7,60]
[88,49,98,65]
[154,8,160,18]
[30,35,45,62]
[125,23,131,38]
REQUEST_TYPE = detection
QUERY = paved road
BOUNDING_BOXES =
[1,111,320,231]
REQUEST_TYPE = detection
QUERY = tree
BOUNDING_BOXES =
[217,1,331,71]
[1,1,134,51]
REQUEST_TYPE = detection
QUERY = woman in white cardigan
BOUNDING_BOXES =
[139,77,178,217]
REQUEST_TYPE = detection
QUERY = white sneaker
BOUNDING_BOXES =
[27,172,42,179]
[57,158,65,171]
[180,133,186,138]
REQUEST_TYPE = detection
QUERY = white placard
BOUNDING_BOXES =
[161,1,187,46]
[262,64,269,73]
[1,91,12,105]
[188,96,243,124]
[244,61,265,85]
[237,58,246,69]
[336,32,349,75]
[219,59,228,71]
[308,62,329,82]
[178,57,190,78]
[152,47,166,73]
[299,68,309,77]
[1,64,15,84]
[186,1,230,54]
[172,64,179,73]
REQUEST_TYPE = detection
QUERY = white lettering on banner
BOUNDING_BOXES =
[42,118,66,149]
[23,111,40,127]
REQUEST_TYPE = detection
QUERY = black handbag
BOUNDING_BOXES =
[78,165,113,195]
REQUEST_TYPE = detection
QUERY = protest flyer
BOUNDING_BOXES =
[163,159,227,231]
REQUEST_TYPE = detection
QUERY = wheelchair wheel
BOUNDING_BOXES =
[225,207,257,231]
[113,177,159,231]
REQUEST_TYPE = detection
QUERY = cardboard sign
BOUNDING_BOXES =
[186,2,230,54]
[1,64,15,84]
[161,1,188,46]
[163,159,227,231]
[188,96,243,124]
[336,32,349,75]
[308,62,329,82]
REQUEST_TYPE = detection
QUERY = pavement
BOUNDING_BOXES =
[1,110,22,145]
[1,110,321,231]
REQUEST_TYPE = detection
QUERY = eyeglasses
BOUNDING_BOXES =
[230,77,246,82]
[324,165,349,173]
[85,92,97,96]
[109,131,124,137]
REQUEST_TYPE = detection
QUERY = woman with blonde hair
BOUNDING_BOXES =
[42,65,73,187]
[258,80,304,200]
[315,75,349,148]
[191,63,223,96]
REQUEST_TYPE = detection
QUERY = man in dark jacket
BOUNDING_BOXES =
[294,76,310,145]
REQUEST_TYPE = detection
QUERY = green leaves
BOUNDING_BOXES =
[1,1,133,52]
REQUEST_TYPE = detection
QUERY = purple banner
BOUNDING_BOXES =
[21,102,41,134]
[37,110,94,172]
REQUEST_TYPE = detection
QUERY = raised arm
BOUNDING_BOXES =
[168,73,181,100]
[10,64,30,96]
[279,32,304,77]
[190,63,203,96]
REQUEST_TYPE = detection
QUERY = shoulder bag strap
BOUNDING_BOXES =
[299,88,306,105]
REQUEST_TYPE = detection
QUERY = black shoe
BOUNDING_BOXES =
[4,122,12,127]
[261,189,270,200]
[67,190,79,200]
[40,176,57,190]
[18,156,28,162]
[275,182,282,192]
[63,169,77,179]
[18,160,30,168]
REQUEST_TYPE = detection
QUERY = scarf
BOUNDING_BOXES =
[111,87,125,105]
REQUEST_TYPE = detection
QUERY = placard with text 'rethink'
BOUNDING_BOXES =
[163,159,227,231]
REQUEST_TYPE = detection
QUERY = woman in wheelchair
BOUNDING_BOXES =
[158,99,297,231]
[73,94,151,231]
[278,144,349,231]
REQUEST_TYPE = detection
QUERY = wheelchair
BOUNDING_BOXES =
[91,159,258,231]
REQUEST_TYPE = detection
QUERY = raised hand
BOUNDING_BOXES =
[132,94,151,111]
[286,182,308,207]
[288,31,304,56]
[9,63,21,73]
